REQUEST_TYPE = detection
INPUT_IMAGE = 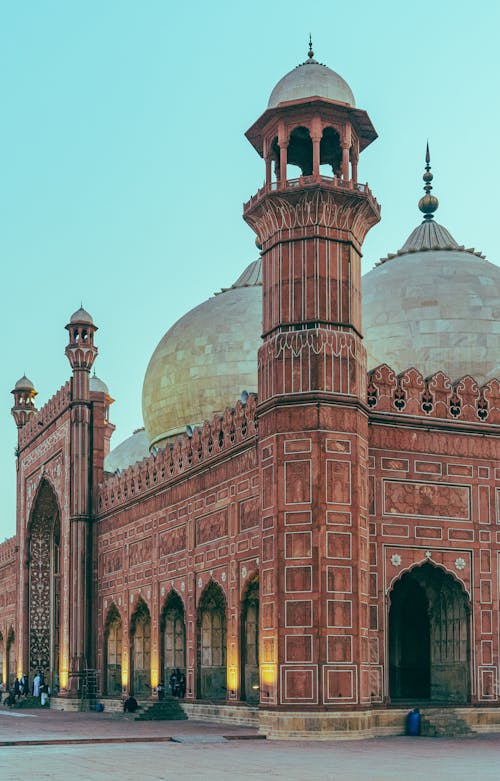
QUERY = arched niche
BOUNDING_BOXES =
[28,479,61,687]
[287,126,313,176]
[130,599,151,697]
[240,574,259,703]
[160,591,186,689]
[389,562,470,703]
[104,604,122,696]
[197,581,227,700]
[6,627,15,688]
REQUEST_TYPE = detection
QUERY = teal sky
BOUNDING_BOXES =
[2,1,499,537]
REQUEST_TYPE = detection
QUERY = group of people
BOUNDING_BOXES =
[0,671,50,707]
[155,669,186,700]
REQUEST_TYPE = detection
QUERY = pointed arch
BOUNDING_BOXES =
[6,627,15,689]
[240,573,259,703]
[130,598,151,697]
[103,604,122,696]
[197,580,227,700]
[388,557,471,602]
[0,629,4,688]
[388,562,470,703]
[27,479,61,687]
[160,590,186,691]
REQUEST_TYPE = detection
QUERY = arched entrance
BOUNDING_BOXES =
[160,591,185,689]
[104,605,122,696]
[197,581,227,700]
[130,599,151,696]
[28,480,61,687]
[389,563,470,703]
[6,628,15,688]
[240,576,259,703]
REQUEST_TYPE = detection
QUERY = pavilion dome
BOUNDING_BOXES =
[142,260,262,449]
[104,427,150,473]
[69,306,94,325]
[14,375,35,391]
[268,44,355,108]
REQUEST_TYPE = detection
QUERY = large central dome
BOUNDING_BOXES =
[142,260,262,448]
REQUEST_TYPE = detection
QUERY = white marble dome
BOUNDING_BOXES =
[268,57,355,109]
[362,220,500,384]
[142,260,262,448]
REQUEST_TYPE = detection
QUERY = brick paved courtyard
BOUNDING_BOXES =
[0,708,499,780]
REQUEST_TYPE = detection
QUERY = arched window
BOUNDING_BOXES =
[104,606,122,696]
[197,582,227,700]
[130,600,151,696]
[241,576,259,703]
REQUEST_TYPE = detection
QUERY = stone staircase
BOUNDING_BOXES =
[135,696,187,721]
[420,708,475,737]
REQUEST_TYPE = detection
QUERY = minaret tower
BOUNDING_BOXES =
[11,375,38,429]
[64,306,98,690]
[244,44,380,713]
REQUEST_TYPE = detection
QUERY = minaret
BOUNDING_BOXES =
[244,44,380,711]
[11,375,38,429]
[64,306,98,691]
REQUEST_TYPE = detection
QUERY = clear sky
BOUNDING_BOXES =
[1,1,499,538]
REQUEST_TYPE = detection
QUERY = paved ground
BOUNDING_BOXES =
[0,706,499,780]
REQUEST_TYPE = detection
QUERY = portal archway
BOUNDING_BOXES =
[240,575,259,703]
[6,628,15,688]
[160,591,185,688]
[104,605,122,696]
[28,480,61,686]
[130,599,151,696]
[389,562,470,702]
[197,581,227,700]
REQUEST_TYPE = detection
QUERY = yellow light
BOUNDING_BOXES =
[150,650,159,690]
[227,666,239,694]
[260,664,277,688]
[59,668,69,690]
[121,653,129,689]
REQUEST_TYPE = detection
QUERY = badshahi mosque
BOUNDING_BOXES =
[2,45,500,737]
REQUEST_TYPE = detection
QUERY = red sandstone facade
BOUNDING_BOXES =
[2,58,500,733]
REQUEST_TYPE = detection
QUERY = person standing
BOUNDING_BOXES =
[32,672,41,698]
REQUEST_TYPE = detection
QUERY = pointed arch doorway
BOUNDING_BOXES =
[28,480,61,687]
[389,562,470,703]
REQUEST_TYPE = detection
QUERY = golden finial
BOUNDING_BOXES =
[418,142,439,221]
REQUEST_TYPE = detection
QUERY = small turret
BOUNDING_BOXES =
[11,375,38,429]
[65,306,98,373]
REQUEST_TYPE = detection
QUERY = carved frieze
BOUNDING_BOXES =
[196,509,228,545]
[383,480,470,521]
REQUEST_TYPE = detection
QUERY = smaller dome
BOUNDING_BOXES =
[104,427,150,473]
[90,375,109,395]
[13,375,35,391]
[268,59,355,109]
[70,306,94,325]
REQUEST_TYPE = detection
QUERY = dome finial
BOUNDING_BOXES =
[308,34,314,59]
[418,142,439,221]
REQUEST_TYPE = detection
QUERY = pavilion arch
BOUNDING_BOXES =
[240,572,259,703]
[6,627,15,688]
[27,478,61,687]
[319,125,342,176]
[103,604,122,696]
[388,561,471,703]
[197,580,227,700]
[160,590,186,688]
[129,598,151,697]
[287,126,313,176]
